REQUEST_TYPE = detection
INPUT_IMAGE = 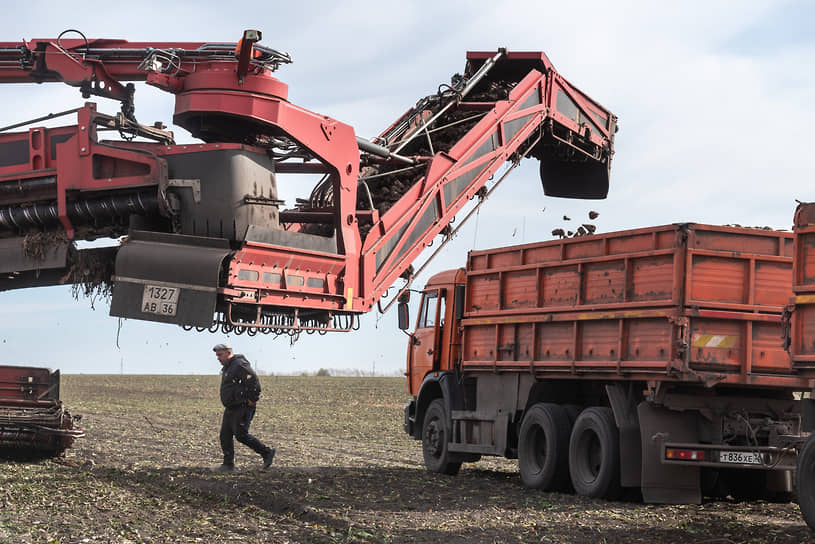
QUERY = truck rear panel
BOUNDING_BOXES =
[791,202,815,371]
[461,224,811,388]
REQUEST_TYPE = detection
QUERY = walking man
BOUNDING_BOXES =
[212,343,275,472]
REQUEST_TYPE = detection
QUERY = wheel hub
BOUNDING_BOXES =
[424,419,443,457]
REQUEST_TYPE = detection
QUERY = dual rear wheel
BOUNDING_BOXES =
[518,403,620,499]
[517,403,571,490]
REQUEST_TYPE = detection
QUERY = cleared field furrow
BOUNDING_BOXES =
[0,375,807,544]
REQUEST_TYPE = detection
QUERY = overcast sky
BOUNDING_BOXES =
[0,1,813,376]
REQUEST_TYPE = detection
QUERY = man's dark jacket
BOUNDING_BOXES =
[220,354,262,408]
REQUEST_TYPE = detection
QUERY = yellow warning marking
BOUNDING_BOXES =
[691,333,738,349]
[346,287,353,310]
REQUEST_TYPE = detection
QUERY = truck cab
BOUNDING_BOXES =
[401,269,465,397]
[399,269,468,456]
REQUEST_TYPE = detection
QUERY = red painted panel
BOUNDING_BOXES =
[467,273,500,313]
[468,253,489,272]
[521,244,562,265]
[462,324,497,362]
[487,249,521,269]
[629,254,675,303]
[793,304,815,356]
[516,323,535,361]
[0,366,54,402]
[501,268,537,309]
[497,324,516,361]
[690,228,791,257]
[688,319,745,372]
[536,322,574,361]
[755,261,793,306]
[795,230,815,289]
[495,323,535,361]
[563,237,606,260]
[583,260,625,305]
[541,265,579,307]
[751,321,793,373]
[579,320,619,361]
[689,255,748,305]
[625,318,674,362]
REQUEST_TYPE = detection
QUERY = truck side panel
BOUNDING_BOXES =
[461,224,809,388]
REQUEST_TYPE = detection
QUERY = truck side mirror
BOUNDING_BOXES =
[398,290,410,304]
[397,301,410,330]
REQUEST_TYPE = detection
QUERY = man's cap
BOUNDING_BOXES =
[212,343,232,352]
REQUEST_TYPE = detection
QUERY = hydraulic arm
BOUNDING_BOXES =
[0,30,616,334]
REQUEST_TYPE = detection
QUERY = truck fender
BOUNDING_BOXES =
[803,397,815,433]
[412,371,460,440]
[605,383,643,488]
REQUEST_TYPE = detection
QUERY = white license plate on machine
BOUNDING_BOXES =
[719,451,762,465]
[141,284,179,316]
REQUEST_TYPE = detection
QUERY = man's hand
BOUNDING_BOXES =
[247,400,257,407]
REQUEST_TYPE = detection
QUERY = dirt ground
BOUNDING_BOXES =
[0,375,812,543]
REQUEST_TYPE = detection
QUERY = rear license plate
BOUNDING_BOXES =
[141,285,179,316]
[719,451,762,465]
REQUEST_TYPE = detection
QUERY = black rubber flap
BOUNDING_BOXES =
[110,230,231,327]
[0,237,69,274]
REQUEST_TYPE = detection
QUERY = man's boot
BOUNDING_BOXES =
[212,462,235,473]
[262,448,275,470]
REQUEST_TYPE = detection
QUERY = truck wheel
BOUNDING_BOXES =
[518,403,571,490]
[798,434,815,531]
[568,406,621,499]
[422,399,462,475]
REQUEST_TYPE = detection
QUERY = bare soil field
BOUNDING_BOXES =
[0,375,812,543]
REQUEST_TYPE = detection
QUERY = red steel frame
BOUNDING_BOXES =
[224,51,615,316]
[0,35,615,324]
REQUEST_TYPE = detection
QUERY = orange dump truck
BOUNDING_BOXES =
[400,223,814,513]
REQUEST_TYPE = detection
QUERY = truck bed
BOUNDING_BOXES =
[460,223,813,388]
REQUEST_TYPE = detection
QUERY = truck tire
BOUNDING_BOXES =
[568,406,621,499]
[798,434,815,531]
[518,403,571,490]
[422,399,462,475]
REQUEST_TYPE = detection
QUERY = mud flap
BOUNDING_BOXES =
[637,402,701,504]
[605,384,642,488]
[0,237,99,293]
[0,236,69,274]
[110,230,231,327]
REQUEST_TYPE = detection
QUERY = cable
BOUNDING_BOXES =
[57,29,89,59]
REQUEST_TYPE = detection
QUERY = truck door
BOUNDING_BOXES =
[408,290,445,394]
